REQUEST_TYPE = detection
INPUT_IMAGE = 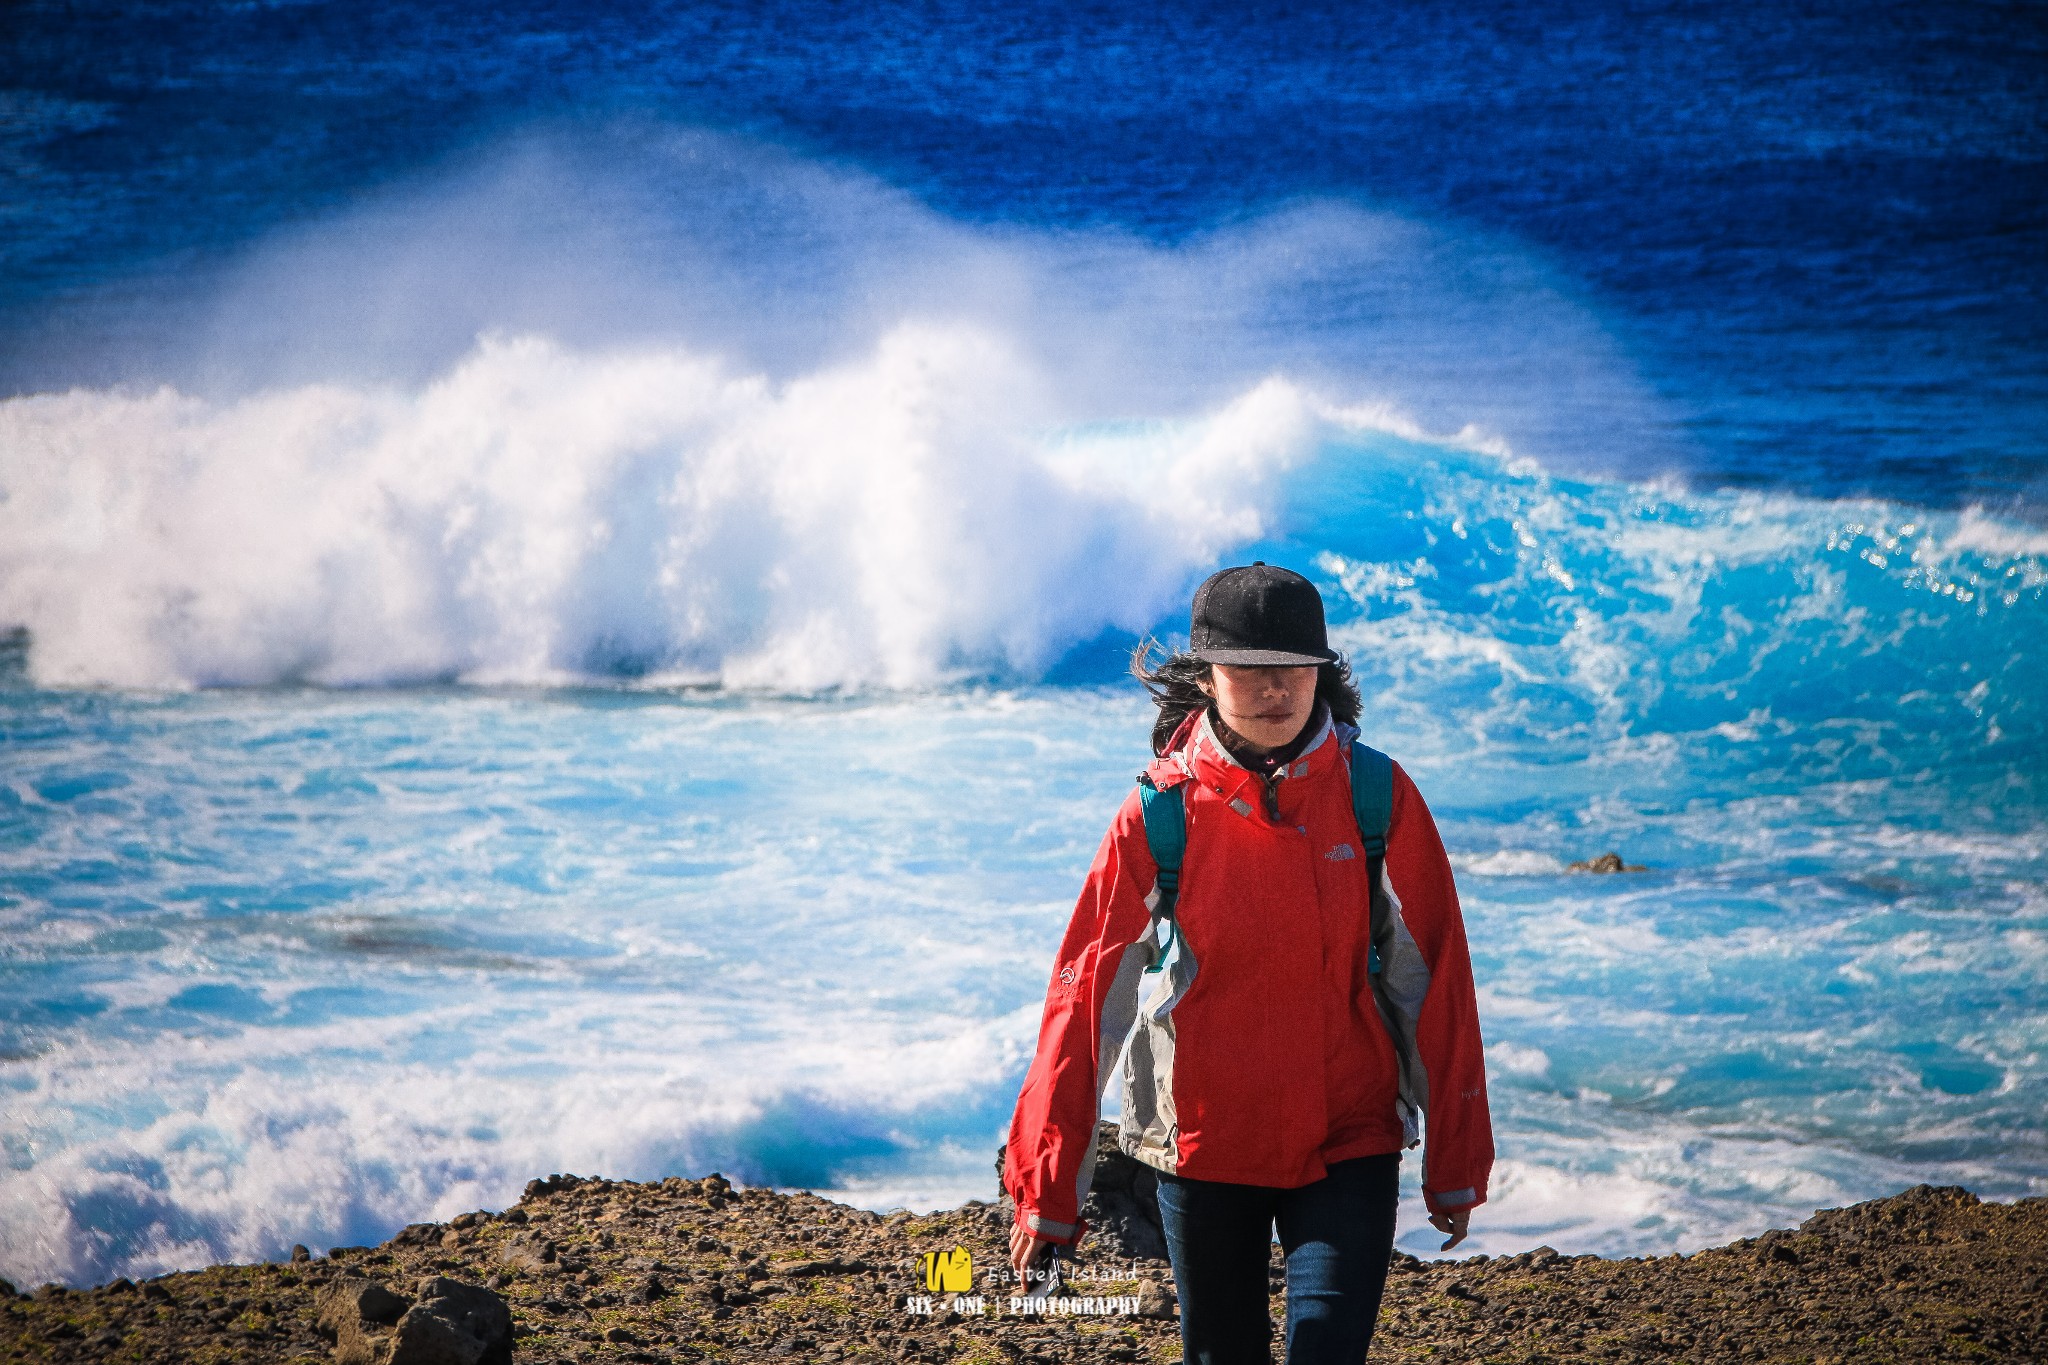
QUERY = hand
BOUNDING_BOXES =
[1009,1223,1058,1284]
[1429,1207,1471,1252]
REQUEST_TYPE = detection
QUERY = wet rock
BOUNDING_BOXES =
[1566,851,1647,872]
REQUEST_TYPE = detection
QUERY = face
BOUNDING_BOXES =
[1200,664,1319,750]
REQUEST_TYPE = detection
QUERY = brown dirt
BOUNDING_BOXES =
[1,1179,2041,1363]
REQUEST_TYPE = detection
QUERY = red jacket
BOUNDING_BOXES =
[1003,709,1492,1244]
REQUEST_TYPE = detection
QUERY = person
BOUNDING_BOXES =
[1001,563,1493,1365]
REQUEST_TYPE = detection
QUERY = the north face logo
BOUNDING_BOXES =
[1325,843,1356,861]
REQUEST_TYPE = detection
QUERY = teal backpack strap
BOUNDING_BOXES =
[1135,773,1187,971]
[1348,741,1394,974]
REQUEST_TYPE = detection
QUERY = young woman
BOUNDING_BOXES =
[1002,563,1492,1365]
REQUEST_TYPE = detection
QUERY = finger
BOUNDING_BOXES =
[1009,1229,1034,1278]
[1014,1234,1051,1281]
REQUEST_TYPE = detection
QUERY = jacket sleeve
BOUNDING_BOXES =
[1002,788,1158,1244]
[1387,762,1495,1215]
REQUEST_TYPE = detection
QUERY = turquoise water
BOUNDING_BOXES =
[5,431,2043,1286]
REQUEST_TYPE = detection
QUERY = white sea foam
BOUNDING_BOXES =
[0,125,1684,691]
[1411,1095,2048,1261]
[0,922,1044,1285]
[1486,1041,1553,1079]
[1455,849,1567,877]
[0,333,1315,689]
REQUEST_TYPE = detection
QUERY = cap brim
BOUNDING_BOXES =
[1192,647,1337,667]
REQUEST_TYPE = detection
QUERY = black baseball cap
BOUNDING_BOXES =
[1189,563,1338,667]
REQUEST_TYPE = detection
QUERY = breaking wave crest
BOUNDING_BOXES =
[1,125,1673,691]
[0,331,1324,689]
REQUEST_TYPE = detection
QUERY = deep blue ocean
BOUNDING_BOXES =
[2,0,2044,1289]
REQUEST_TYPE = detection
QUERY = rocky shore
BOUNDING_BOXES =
[4,1137,2042,1364]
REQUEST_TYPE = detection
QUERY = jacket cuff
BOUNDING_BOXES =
[1423,1182,1487,1215]
[1013,1204,1084,1246]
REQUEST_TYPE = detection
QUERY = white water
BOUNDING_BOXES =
[1,127,1667,693]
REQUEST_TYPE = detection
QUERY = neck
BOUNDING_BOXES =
[1211,701,1323,769]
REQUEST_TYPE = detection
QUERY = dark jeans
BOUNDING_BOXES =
[1155,1153,1401,1365]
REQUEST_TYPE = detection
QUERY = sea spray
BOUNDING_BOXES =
[0,335,1326,689]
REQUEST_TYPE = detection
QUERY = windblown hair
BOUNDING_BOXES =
[1130,641,1363,756]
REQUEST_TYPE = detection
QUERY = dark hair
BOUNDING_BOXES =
[1130,640,1362,756]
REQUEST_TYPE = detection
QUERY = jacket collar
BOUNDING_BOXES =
[1186,705,1338,790]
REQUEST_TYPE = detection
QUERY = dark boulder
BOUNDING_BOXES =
[318,1277,413,1363]
[317,1276,512,1365]
[1079,1123,1170,1262]
[996,1121,1170,1262]
[387,1278,514,1365]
